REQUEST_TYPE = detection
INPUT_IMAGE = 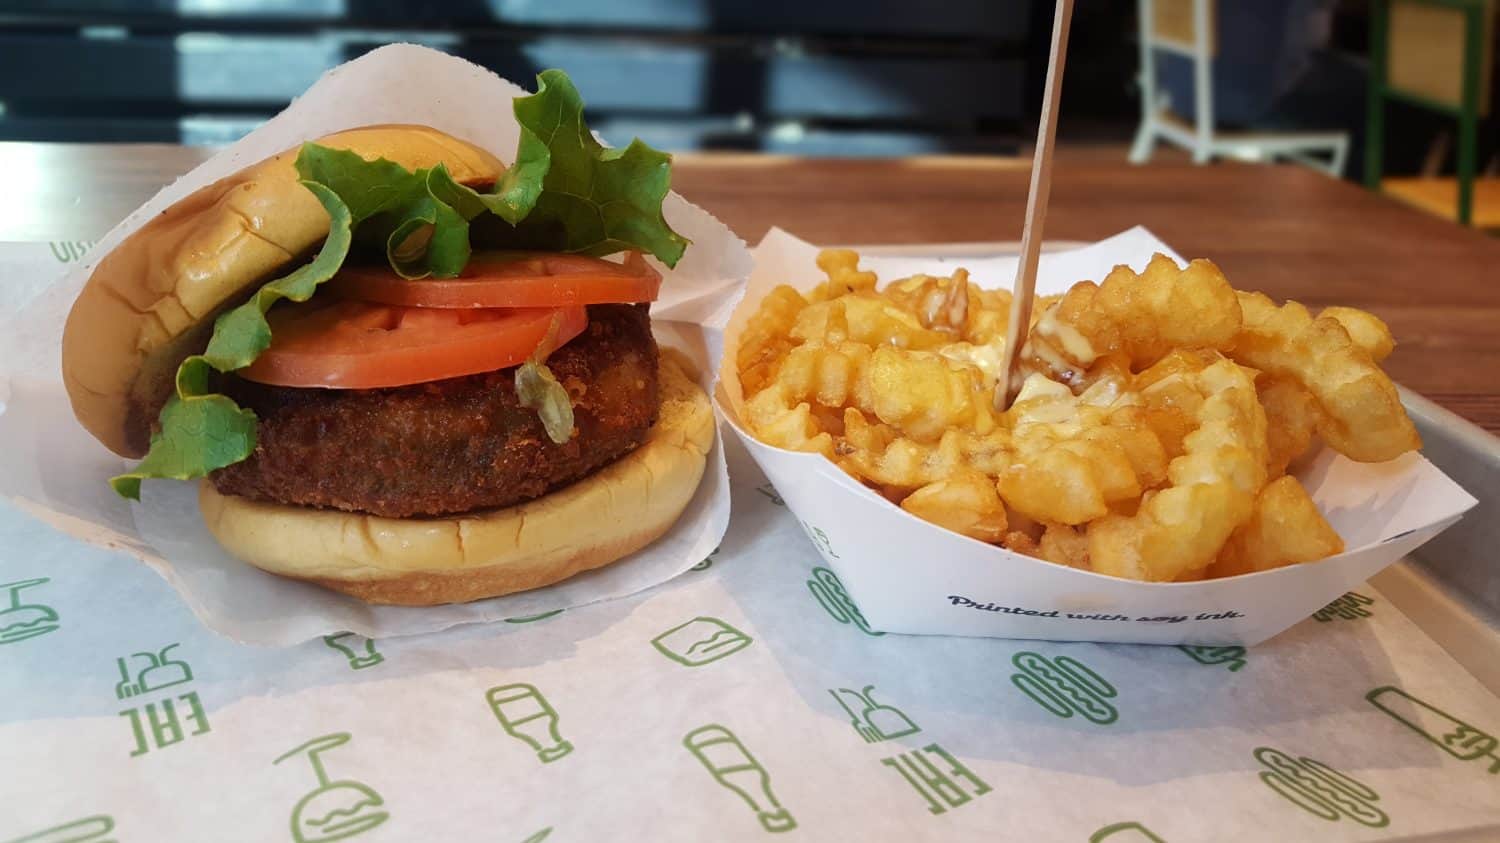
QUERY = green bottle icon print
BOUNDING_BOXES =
[4,815,115,843]
[323,633,384,670]
[0,578,59,645]
[274,733,389,843]
[828,685,921,743]
[487,683,573,763]
[806,567,883,636]
[1368,686,1500,773]
[1090,821,1165,842]
[1176,645,1247,672]
[1253,747,1388,827]
[683,725,796,833]
[1010,652,1118,725]
[652,617,752,667]
[1312,592,1374,622]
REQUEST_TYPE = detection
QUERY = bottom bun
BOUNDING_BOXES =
[199,351,715,605]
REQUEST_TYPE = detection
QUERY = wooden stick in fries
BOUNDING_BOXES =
[997,0,1074,409]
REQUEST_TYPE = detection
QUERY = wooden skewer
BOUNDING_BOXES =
[995,0,1074,410]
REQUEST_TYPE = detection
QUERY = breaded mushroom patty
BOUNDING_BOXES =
[209,304,659,518]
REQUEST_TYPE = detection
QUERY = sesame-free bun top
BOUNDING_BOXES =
[62,125,506,457]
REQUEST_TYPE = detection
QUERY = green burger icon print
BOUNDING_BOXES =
[0,578,60,645]
[1009,652,1118,725]
[1253,747,1388,827]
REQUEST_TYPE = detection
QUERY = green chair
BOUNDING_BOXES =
[1365,0,1494,225]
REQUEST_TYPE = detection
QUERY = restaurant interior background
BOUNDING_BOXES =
[0,0,1495,229]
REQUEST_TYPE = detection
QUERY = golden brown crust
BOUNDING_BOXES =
[63,124,506,456]
[197,353,715,605]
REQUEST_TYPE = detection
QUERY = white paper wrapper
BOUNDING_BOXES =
[0,44,750,645]
[715,227,1477,646]
[4,436,1500,842]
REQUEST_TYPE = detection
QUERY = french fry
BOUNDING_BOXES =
[1208,476,1344,577]
[737,249,1417,582]
[1232,292,1419,463]
[1087,359,1266,582]
[1021,253,1241,382]
[900,469,1008,543]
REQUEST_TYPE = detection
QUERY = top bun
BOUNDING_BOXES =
[62,125,506,457]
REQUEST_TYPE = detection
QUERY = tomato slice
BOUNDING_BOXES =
[327,250,662,309]
[238,300,588,389]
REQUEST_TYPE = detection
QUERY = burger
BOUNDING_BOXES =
[60,70,715,606]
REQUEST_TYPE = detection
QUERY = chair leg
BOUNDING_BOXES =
[1457,1,1483,225]
[1328,135,1350,177]
[1191,0,1213,165]
[1129,119,1155,163]
[1132,0,1158,165]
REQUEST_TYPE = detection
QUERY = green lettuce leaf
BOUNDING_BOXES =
[427,143,549,227]
[482,69,691,267]
[110,181,354,499]
[294,144,488,280]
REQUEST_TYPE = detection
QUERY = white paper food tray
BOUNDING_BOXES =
[714,229,1478,646]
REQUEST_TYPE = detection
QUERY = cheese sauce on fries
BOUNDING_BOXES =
[737,249,1421,582]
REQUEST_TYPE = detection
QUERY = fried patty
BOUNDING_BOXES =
[209,303,659,518]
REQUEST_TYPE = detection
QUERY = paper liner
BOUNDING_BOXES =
[0,45,750,645]
[713,227,1477,645]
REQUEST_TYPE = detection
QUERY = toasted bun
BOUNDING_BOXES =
[198,352,715,605]
[63,125,506,457]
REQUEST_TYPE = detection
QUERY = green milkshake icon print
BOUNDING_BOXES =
[114,643,194,699]
[1368,686,1500,773]
[0,578,59,645]
[683,724,796,833]
[487,683,573,763]
[274,733,389,843]
[828,685,920,743]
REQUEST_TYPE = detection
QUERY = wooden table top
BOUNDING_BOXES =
[3,142,1497,433]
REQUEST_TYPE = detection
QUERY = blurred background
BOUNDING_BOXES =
[0,0,1496,224]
